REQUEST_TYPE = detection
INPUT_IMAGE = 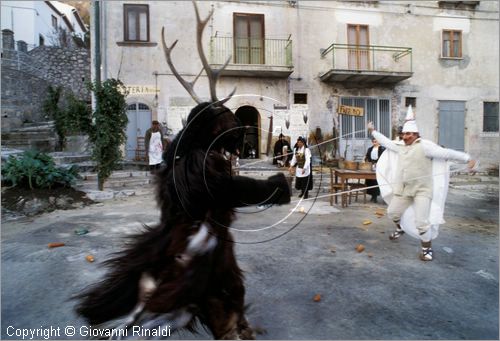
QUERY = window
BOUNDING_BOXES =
[124,4,149,42]
[294,93,307,104]
[340,97,391,139]
[442,30,462,58]
[483,102,499,132]
[39,34,45,46]
[405,97,416,108]
[51,15,58,29]
[347,24,370,70]
[234,13,264,64]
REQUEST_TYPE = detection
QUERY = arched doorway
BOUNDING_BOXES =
[125,102,152,160]
[235,106,260,159]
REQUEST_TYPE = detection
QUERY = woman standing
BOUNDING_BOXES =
[364,137,385,202]
[289,136,313,199]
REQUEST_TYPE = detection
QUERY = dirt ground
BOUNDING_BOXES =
[1,186,94,219]
[1,179,498,340]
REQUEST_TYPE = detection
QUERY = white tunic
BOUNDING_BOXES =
[290,146,311,178]
[373,130,470,240]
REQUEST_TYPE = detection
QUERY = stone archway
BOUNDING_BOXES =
[235,106,260,159]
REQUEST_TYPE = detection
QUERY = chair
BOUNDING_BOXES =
[348,180,367,204]
[330,184,343,206]
[135,137,147,161]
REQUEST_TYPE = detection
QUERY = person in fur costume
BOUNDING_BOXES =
[75,3,290,339]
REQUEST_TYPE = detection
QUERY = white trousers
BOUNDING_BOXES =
[387,195,432,242]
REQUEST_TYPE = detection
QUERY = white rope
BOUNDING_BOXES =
[239,129,366,169]
[291,163,477,204]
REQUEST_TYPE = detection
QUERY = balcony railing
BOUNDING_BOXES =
[321,43,412,72]
[210,36,293,67]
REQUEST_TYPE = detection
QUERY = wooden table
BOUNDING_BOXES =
[330,168,377,207]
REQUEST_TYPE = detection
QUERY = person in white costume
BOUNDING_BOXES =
[367,106,477,261]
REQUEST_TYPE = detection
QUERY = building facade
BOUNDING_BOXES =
[1,1,88,49]
[92,1,499,167]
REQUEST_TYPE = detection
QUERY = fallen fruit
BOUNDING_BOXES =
[313,294,321,302]
[48,242,65,248]
[85,255,95,262]
[355,244,365,253]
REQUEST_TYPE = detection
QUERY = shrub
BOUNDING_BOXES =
[42,86,93,149]
[88,78,128,190]
[1,151,79,190]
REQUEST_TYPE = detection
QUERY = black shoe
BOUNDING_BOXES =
[298,192,304,198]
[371,196,377,203]
[303,192,309,199]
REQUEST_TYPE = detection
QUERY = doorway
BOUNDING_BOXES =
[235,106,260,159]
[347,24,370,70]
[125,102,152,160]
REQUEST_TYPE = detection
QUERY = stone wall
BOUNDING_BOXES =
[1,29,90,131]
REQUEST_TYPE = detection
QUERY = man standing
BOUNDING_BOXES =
[273,133,291,167]
[145,120,165,172]
[368,106,477,261]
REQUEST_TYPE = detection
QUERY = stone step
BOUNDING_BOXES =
[2,131,56,140]
[49,152,92,165]
[80,170,151,181]
[1,139,57,152]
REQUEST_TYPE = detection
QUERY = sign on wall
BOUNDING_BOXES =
[338,104,364,116]
[123,85,158,95]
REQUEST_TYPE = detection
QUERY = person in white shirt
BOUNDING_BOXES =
[145,120,166,173]
[367,106,477,261]
[289,136,312,199]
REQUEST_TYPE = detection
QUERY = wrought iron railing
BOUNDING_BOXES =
[321,43,412,73]
[210,36,293,67]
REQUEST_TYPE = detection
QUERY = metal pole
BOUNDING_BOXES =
[93,0,101,189]
[94,0,101,85]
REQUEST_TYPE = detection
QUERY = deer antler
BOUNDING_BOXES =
[192,1,236,105]
[161,27,202,104]
[161,1,236,105]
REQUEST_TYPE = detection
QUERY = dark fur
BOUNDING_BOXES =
[75,103,290,339]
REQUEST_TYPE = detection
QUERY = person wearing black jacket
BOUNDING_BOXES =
[364,137,385,202]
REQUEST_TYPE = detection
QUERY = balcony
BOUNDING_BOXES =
[320,43,413,85]
[209,36,293,78]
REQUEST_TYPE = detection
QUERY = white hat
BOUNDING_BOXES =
[402,105,419,133]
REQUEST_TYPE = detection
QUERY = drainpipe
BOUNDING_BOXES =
[93,0,102,189]
[94,0,101,85]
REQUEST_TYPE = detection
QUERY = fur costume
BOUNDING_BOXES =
[75,101,290,339]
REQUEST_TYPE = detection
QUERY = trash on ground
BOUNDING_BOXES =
[362,219,372,225]
[313,294,321,302]
[85,255,95,262]
[48,242,65,248]
[75,228,89,235]
[355,244,365,253]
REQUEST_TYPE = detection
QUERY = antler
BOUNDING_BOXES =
[192,1,236,105]
[161,1,236,105]
[161,27,203,104]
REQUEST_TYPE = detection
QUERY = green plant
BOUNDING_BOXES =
[1,151,79,189]
[88,78,128,190]
[42,86,65,150]
[64,92,92,135]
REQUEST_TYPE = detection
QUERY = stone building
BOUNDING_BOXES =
[1,29,90,131]
[92,1,499,167]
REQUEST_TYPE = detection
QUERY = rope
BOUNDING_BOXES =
[290,163,477,204]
